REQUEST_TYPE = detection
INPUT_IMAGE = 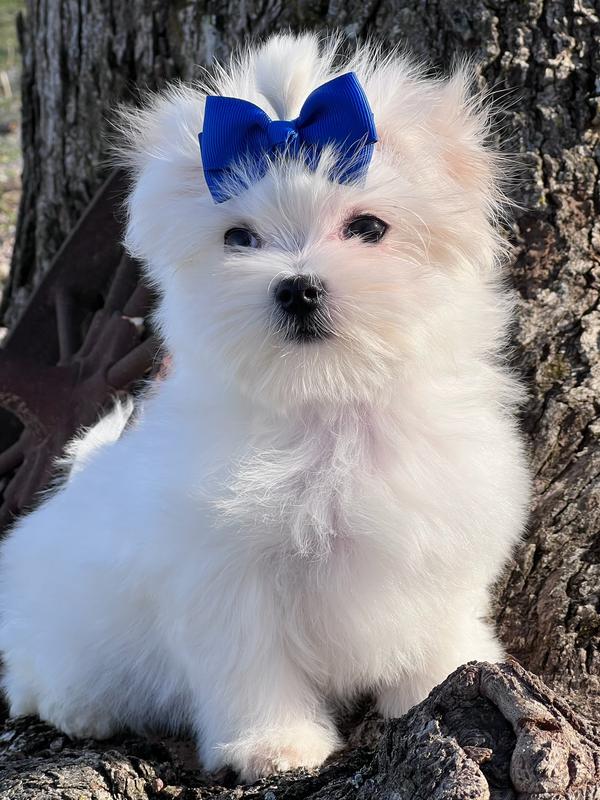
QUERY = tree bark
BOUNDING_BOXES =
[2,661,600,799]
[2,0,599,796]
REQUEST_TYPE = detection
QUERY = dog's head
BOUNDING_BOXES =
[120,35,509,412]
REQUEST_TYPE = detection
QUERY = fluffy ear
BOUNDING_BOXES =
[112,85,210,284]
[426,66,499,200]
[113,84,205,178]
[366,57,500,206]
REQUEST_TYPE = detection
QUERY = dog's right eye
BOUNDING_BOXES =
[224,228,260,249]
[343,215,388,244]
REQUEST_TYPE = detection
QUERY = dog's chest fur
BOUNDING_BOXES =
[215,407,388,559]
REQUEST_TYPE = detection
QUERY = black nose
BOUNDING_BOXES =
[274,275,325,317]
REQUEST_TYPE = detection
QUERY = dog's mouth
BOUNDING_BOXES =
[274,311,333,343]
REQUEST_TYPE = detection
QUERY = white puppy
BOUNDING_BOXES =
[0,34,530,781]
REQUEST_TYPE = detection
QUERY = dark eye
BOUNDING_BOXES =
[224,227,260,248]
[343,215,388,244]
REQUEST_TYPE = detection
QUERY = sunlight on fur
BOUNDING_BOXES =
[0,33,530,782]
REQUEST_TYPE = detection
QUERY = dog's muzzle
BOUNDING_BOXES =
[273,274,330,342]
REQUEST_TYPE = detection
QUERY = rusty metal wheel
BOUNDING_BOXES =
[0,170,160,534]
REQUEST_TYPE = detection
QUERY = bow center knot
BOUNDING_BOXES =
[267,120,299,150]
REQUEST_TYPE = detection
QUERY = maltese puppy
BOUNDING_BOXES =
[0,34,530,781]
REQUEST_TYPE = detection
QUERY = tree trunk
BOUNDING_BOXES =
[2,0,599,796]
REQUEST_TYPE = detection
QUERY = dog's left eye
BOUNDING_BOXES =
[343,215,388,244]
[224,228,261,249]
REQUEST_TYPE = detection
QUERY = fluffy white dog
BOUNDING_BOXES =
[0,34,530,781]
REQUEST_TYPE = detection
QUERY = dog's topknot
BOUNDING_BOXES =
[114,33,501,208]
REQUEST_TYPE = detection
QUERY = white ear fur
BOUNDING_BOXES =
[365,59,500,207]
[113,84,205,176]
[427,65,498,199]
[114,86,208,283]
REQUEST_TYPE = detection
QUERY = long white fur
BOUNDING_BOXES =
[0,34,530,781]
[58,399,135,480]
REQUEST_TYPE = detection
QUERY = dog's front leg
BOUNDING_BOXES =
[185,573,341,781]
[194,650,341,780]
[376,613,504,719]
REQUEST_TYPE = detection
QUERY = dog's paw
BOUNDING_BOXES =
[242,741,327,780]
[210,720,341,781]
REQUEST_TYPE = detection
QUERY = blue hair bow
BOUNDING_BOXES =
[199,72,377,203]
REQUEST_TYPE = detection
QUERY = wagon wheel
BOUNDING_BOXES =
[0,170,161,535]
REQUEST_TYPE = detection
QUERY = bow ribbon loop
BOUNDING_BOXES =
[199,72,377,203]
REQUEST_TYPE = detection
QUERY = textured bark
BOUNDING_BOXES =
[2,661,599,800]
[2,0,600,796]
